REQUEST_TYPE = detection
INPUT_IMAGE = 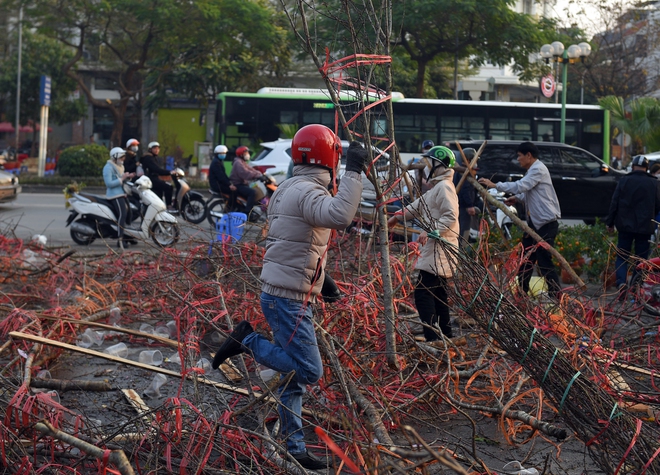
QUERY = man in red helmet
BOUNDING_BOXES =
[212,125,368,470]
[229,145,263,221]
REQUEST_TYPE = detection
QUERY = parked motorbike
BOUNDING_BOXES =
[170,168,207,224]
[469,188,517,241]
[206,174,277,226]
[66,176,180,247]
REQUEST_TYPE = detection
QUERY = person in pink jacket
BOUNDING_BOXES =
[229,145,263,221]
[388,145,459,343]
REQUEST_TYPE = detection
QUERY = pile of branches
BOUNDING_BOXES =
[0,224,656,474]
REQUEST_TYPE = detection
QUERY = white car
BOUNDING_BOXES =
[0,169,21,203]
[251,138,350,180]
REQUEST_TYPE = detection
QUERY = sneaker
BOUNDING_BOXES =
[211,321,254,369]
[616,283,628,301]
[291,450,329,470]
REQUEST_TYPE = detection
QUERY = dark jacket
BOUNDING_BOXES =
[453,170,477,209]
[141,153,170,178]
[209,158,232,194]
[606,170,660,235]
[124,151,138,175]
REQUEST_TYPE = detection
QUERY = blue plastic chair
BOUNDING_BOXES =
[215,212,247,242]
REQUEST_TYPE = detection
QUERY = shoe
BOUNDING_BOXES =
[616,283,628,301]
[291,450,329,470]
[167,206,178,213]
[211,321,254,369]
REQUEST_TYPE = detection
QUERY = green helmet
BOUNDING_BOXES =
[423,145,455,168]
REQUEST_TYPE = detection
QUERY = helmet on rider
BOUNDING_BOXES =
[291,124,342,171]
[632,155,649,169]
[423,145,455,180]
[148,141,160,151]
[214,145,228,160]
[126,138,139,150]
[235,145,250,159]
[422,139,434,151]
[110,147,126,162]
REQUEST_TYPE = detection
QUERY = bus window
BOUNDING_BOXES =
[441,116,484,141]
[509,119,532,141]
[489,118,509,141]
[537,122,555,142]
[394,114,437,153]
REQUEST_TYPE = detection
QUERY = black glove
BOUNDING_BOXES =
[345,141,369,174]
[321,273,342,303]
[259,175,269,183]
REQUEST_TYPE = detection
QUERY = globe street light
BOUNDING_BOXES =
[540,41,592,143]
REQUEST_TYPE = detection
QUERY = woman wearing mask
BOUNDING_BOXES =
[103,147,135,249]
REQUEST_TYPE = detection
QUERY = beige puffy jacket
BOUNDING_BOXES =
[400,167,459,277]
[260,166,362,302]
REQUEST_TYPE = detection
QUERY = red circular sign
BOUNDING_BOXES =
[540,74,556,98]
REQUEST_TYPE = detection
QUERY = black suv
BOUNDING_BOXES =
[449,140,624,222]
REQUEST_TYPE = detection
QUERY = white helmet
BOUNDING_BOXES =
[148,141,160,150]
[214,145,228,154]
[110,147,126,161]
[126,138,140,148]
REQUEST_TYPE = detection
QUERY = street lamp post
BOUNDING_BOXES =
[540,41,591,143]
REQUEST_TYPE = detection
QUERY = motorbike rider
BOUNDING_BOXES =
[103,147,136,249]
[229,145,264,222]
[124,138,140,176]
[209,145,236,208]
[141,141,175,211]
[408,139,435,197]
[453,148,480,247]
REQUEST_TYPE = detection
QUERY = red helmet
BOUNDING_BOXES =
[235,146,250,158]
[291,124,342,170]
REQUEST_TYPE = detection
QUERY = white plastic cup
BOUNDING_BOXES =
[153,326,170,339]
[144,373,167,398]
[211,331,222,344]
[33,369,52,394]
[139,323,154,335]
[195,358,212,373]
[104,343,128,358]
[108,307,121,326]
[45,390,60,404]
[259,366,278,383]
[166,320,178,339]
[139,350,163,366]
[168,352,182,365]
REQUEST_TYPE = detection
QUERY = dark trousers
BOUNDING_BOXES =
[615,231,651,287]
[520,220,561,296]
[236,184,256,214]
[458,208,472,248]
[414,270,452,341]
[111,196,128,239]
[150,177,173,207]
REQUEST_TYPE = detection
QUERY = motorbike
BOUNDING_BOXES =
[206,174,277,227]
[469,188,517,242]
[170,168,207,224]
[66,176,180,248]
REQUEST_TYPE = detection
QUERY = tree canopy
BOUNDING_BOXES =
[8,0,291,146]
[0,31,86,128]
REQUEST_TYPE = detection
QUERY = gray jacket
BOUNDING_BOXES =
[261,166,362,302]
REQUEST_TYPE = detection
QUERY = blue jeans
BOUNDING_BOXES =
[615,231,651,287]
[242,292,324,454]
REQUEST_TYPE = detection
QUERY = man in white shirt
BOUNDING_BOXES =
[479,142,562,297]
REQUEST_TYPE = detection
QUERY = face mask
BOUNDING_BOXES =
[216,154,226,160]
[129,146,138,152]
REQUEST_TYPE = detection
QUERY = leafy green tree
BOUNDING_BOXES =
[290,0,557,98]
[57,144,108,177]
[0,31,86,129]
[600,95,660,154]
[12,0,291,146]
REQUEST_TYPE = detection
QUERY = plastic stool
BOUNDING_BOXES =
[215,212,247,242]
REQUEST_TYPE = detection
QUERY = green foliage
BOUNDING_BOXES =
[599,96,660,154]
[555,220,617,283]
[57,145,109,177]
[276,123,299,139]
[0,31,86,127]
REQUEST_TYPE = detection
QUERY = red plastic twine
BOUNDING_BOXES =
[314,426,362,473]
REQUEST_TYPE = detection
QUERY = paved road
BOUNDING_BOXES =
[0,193,219,250]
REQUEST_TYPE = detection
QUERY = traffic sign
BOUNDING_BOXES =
[40,75,51,107]
[540,74,556,98]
